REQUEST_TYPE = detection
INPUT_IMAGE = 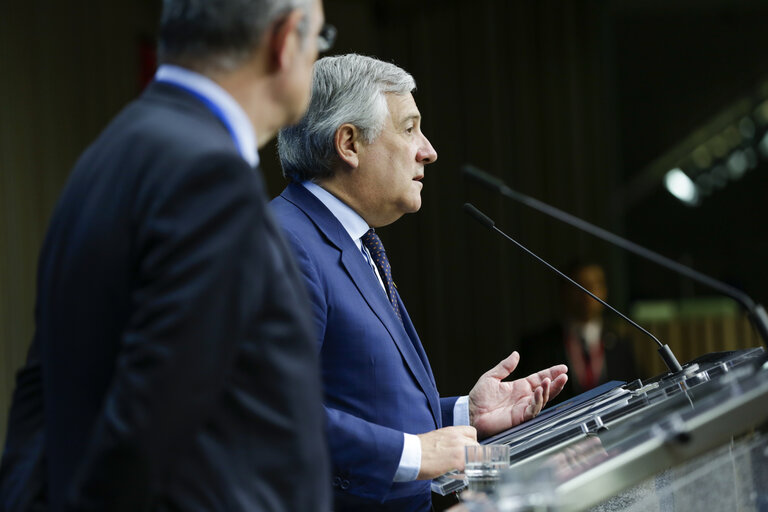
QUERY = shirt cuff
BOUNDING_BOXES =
[393,433,422,482]
[453,395,470,426]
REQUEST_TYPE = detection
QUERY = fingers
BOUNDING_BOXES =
[452,425,479,442]
[484,351,521,380]
[526,385,544,419]
[524,377,551,420]
[416,426,479,480]
[540,377,551,405]
[548,364,569,381]
[547,373,569,401]
[526,363,569,388]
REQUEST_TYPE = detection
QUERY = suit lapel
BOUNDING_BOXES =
[396,289,438,392]
[280,184,441,426]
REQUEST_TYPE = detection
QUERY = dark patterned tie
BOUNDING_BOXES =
[361,229,402,321]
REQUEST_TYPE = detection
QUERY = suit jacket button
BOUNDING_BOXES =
[333,476,342,487]
[341,479,350,490]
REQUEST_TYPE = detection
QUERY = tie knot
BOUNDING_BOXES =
[361,228,385,254]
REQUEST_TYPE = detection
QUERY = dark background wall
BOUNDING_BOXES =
[2,0,768,445]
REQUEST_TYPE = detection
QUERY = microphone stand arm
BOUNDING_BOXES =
[464,203,683,373]
[463,165,768,348]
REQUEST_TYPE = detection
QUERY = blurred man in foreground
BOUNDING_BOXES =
[0,1,334,510]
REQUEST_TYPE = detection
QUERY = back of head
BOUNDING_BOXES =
[278,54,415,182]
[158,0,310,74]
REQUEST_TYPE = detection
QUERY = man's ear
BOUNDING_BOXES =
[266,9,304,72]
[334,124,361,169]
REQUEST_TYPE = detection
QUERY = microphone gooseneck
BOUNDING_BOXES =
[462,164,768,347]
[463,203,495,229]
[463,202,683,373]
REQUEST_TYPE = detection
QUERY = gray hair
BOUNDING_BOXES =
[158,0,311,73]
[278,54,416,182]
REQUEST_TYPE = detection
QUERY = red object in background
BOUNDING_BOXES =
[138,37,157,91]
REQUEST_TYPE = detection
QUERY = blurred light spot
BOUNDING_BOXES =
[723,126,741,148]
[727,150,748,179]
[691,145,712,169]
[695,173,713,195]
[665,168,700,206]
[745,147,758,169]
[709,135,728,158]
[739,117,756,140]
[759,132,768,158]
[710,165,728,188]
[756,100,768,125]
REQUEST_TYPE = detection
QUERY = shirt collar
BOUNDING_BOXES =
[568,319,603,348]
[154,64,259,168]
[301,181,370,248]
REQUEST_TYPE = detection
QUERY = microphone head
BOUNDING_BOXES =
[463,203,496,229]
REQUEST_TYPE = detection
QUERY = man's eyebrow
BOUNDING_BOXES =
[399,113,421,124]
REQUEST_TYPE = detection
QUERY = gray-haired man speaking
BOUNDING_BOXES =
[272,54,568,512]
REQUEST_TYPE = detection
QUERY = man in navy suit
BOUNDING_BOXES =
[0,1,335,511]
[271,54,569,511]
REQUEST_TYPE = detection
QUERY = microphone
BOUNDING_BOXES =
[463,203,684,373]
[462,164,768,347]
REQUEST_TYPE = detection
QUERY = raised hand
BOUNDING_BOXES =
[468,351,568,439]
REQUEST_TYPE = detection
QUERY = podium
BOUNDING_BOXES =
[448,348,768,511]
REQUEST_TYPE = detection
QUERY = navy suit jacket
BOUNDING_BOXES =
[271,183,458,511]
[1,82,330,512]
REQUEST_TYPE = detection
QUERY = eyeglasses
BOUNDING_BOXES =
[317,24,337,53]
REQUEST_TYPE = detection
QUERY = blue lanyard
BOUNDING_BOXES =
[156,79,246,160]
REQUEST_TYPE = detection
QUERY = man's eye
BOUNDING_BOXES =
[406,126,414,134]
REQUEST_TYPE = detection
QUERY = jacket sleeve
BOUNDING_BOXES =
[440,396,460,427]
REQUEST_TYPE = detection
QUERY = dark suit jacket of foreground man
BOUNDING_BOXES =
[272,183,458,511]
[19,81,330,512]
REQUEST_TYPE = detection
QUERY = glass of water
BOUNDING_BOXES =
[465,444,510,494]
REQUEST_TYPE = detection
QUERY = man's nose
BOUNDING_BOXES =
[418,136,438,164]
